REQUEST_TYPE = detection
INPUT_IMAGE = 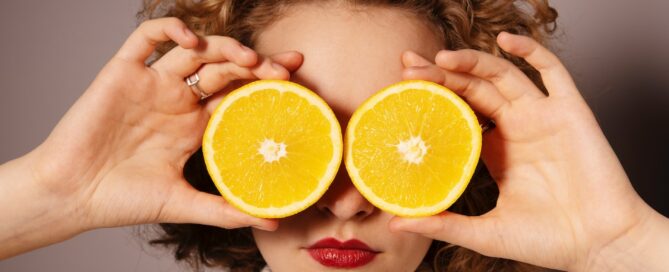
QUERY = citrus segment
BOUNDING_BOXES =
[345,80,481,217]
[203,80,342,218]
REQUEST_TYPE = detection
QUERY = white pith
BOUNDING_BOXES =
[258,139,287,163]
[396,135,429,164]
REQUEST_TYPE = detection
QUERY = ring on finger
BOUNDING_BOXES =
[186,73,212,100]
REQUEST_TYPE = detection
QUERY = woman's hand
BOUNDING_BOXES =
[390,32,669,271]
[0,17,302,258]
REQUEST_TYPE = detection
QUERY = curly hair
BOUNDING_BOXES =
[139,0,558,271]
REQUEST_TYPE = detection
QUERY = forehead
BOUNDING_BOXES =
[254,3,444,115]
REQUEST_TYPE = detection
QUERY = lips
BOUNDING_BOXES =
[307,238,379,268]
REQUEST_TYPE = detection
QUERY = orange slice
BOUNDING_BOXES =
[202,80,342,218]
[345,80,481,217]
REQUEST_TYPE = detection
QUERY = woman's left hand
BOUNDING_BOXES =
[389,32,668,271]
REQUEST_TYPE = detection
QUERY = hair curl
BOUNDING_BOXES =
[139,0,557,271]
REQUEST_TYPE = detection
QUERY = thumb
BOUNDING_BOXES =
[389,211,491,254]
[269,51,304,72]
[159,184,278,231]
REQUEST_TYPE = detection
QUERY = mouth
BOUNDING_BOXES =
[306,237,380,268]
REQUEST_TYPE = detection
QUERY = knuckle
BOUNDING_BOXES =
[204,35,241,50]
[163,17,185,28]
[136,17,183,37]
[426,69,443,83]
[461,49,479,60]
[220,210,247,229]
[462,78,478,97]
[214,62,233,76]
[135,21,154,37]
[185,49,202,64]
[219,220,238,229]
[219,36,241,46]
[454,49,478,67]
[526,36,541,47]
[460,48,477,55]
[427,217,446,235]
[488,100,506,119]
[219,63,249,79]
[490,60,514,81]
[137,19,154,30]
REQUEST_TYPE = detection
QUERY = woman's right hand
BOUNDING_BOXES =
[4,18,303,255]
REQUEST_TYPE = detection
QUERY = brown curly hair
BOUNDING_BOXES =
[139,0,558,271]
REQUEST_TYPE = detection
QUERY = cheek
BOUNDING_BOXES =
[251,218,309,265]
[389,232,434,269]
[252,228,288,268]
[252,225,296,253]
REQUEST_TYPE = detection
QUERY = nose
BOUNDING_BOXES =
[315,165,376,220]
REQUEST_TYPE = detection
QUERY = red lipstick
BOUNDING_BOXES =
[307,238,379,268]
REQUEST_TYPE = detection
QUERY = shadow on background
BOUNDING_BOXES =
[589,60,669,216]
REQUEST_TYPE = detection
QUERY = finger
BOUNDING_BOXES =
[115,17,198,63]
[161,185,278,231]
[200,51,304,114]
[402,50,433,67]
[435,49,545,102]
[269,51,304,72]
[406,67,509,120]
[401,51,446,85]
[402,65,445,85]
[389,212,493,256]
[496,32,580,97]
[151,35,258,77]
[195,54,292,97]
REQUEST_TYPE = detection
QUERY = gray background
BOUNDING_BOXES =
[1,0,668,271]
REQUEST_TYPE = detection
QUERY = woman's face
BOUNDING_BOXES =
[252,3,444,271]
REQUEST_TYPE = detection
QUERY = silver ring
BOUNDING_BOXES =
[186,73,212,100]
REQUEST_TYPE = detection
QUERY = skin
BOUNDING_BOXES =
[249,5,440,270]
[0,2,667,272]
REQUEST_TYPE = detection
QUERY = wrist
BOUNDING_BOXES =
[575,206,669,272]
[0,152,88,259]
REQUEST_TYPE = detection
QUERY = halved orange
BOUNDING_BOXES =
[202,80,342,218]
[345,80,481,217]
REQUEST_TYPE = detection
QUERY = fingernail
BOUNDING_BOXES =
[182,27,195,38]
[254,221,278,231]
[254,225,271,231]
[272,62,285,71]
[236,46,257,66]
[436,50,454,64]
[437,49,452,57]
[404,50,419,59]
[240,44,254,52]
